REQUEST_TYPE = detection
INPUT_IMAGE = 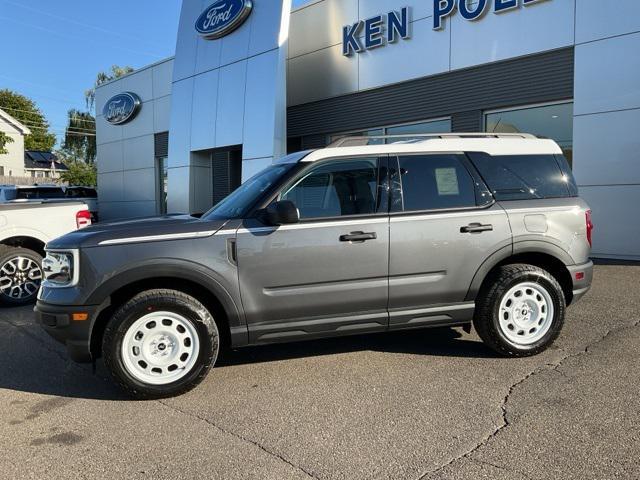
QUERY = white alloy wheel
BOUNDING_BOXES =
[121,311,200,385]
[0,256,42,300]
[498,281,555,346]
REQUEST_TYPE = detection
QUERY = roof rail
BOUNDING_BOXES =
[327,132,538,148]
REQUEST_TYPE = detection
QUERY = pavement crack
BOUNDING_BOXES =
[158,400,319,479]
[418,318,640,480]
[472,458,534,480]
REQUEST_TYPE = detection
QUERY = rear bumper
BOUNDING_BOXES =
[567,261,594,304]
[34,301,100,363]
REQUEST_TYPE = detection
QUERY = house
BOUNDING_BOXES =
[0,107,29,177]
[24,151,68,179]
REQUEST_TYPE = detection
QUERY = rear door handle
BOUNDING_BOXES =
[460,223,493,234]
[340,231,377,242]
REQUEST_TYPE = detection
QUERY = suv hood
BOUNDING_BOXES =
[47,215,229,249]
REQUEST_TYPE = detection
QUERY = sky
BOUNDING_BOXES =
[0,0,311,149]
[0,0,182,148]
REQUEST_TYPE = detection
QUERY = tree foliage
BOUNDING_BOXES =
[0,89,56,151]
[0,132,13,155]
[62,109,96,163]
[59,66,135,165]
[85,65,134,111]
[59,160,97,187]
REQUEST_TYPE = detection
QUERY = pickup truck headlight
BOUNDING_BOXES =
[42,249,79,287]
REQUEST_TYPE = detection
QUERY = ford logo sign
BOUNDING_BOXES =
[195,0,253,40]
[103,92,141,125]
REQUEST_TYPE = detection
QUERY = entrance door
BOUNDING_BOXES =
[212,147,242,205]
[236,156,390,344]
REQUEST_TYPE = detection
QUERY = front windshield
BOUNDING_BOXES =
[201,164,294,220]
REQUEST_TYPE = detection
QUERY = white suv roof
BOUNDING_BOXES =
[300,133,562,162]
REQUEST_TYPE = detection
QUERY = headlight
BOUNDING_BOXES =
[42,250,79,287]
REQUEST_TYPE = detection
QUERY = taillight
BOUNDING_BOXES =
[76,209,92,229]
[585,210,593,247]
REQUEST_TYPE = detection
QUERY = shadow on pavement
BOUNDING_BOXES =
[219,327,497,367]
[592,257,640,266]
[1,309,495,401]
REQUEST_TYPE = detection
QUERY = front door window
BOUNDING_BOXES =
[280,158,383,219]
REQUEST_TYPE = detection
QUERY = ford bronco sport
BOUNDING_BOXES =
[36,134,593,399]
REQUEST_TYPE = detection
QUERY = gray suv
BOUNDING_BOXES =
[35,134,593,399]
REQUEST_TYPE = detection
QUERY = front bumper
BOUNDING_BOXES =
[568,260,594,304]
[34,301,101,363]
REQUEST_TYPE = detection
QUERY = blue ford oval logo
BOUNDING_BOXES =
[195,0,253,40]
[103,92,141,125]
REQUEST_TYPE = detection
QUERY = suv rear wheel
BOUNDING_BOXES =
[473,264,566,356]
[103,289,219,399]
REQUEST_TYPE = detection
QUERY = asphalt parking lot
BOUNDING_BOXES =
[1,265,639,480]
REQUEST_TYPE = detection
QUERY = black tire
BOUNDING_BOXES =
[473,264,566,357]
[0,245,43,307]
[103,289,219,399]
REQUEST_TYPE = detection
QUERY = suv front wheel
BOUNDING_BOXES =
[103,289,219,399]
[474,264,566,356]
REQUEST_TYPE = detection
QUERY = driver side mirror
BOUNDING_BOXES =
[264,200,300,226]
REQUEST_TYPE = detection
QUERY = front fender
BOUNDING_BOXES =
[84,259,247,347]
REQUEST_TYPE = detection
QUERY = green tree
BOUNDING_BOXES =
[59,66,134,164]
[59,66,134,165]
[85,65,134,111]
[0,132,13,155]
[61,109,96,163]
[0,89,56,151]
[59,160,97,187]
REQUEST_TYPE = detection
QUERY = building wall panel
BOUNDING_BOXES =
[574,32,640,115]
[576,0,640,44]
[449,0,575,70]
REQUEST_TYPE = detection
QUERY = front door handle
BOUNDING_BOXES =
[460,223,493,234]
[340,231,377,242]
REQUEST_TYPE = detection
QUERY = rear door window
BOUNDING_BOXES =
[392,154,481,212]
[467,153,577,200]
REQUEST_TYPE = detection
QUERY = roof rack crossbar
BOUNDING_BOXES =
[328,132,538,148]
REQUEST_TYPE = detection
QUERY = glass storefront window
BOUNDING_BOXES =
[485,102,574,165]
[386,118,452,137]
[329,118,451,146]
[329,129,384,146]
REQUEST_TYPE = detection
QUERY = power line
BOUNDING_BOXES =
[0,119,95,134]
[0,116,95,130]
[0,105,69,119]
[0,90,80,106]
[0,0,167,54]
[0,120,95,136]
[0,15,164,59]
[0,111,96,129]
[0,74,80,97]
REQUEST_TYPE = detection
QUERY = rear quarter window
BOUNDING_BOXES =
[16,188,65,200]
[467,153,578,201]
[65,188,97,198]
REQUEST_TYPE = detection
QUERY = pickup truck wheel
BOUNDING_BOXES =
[0,246,43,306]
[103,289,219,399]
[473,264,566,357]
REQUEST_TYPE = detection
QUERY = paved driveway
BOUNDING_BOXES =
[1,265,639,479]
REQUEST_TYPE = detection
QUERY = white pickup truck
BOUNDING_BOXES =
[0,201,91,305]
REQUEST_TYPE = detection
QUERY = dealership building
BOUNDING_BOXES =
[95,0,640,260]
